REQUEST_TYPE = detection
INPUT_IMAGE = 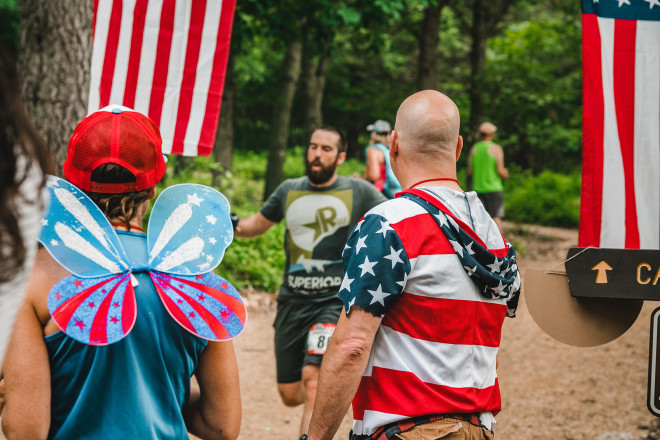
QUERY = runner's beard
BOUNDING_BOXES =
[306,157,339,185]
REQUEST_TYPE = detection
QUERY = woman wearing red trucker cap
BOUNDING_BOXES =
[2,105,242,440]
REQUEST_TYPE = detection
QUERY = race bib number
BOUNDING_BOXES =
[306,323,336,355]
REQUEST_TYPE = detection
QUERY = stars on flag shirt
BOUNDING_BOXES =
[339,186,520,436]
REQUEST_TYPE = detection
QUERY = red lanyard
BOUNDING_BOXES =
[409,177,460,189]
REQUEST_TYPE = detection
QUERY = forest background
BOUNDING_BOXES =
[1,0,583,292]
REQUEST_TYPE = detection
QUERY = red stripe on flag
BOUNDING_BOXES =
[613,19,639,248]
[99,0,123,108]
[198,0,236,156]
[405,189,509,257]
[170,0,207,155]
[123,0,149,109]
[392,214,455,258]
[382,293,507,346]
[579,13,605,247]
[353,368,501,421]
[148,0,176,126]
[93,0,99,37]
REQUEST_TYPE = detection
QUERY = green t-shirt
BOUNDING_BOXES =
[261,176,387,302]
[472,140,504,193]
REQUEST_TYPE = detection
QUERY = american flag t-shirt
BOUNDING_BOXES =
[88,0,236,157]
[339,191,512,436]
[338,214,411,317]
[579,0,660,249]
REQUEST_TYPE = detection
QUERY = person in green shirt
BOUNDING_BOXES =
[467,122,509,231]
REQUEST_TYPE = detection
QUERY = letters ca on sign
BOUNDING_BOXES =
[637,263,660,285]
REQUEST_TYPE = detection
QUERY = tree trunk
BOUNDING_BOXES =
[213,47,236,188]
[416,1,443,91]
[263,40,303,199]
[468,0,487,142]
[301,46,329,139]
[18,0,92,174]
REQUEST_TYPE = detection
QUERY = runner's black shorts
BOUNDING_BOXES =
[477,191,504,219]
[273,297,343,383]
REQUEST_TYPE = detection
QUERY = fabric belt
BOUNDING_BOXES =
[350,413,491,440]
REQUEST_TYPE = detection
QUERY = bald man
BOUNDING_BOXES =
[304,91,520,440]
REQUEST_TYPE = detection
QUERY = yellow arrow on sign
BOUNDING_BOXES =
[591,260,613,284]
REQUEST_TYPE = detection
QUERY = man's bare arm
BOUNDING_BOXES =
[307,308,382,440]
[234,212,276,238]
[184,340,241,440]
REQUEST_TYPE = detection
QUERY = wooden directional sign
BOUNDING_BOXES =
[649,308,660,417]
[565,247,660,300]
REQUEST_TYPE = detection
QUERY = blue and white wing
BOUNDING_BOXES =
[147,184,233,275]
[39,176,130,277]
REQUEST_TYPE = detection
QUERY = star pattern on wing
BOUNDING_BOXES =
[187,193,203,206]
[644,0,660,8]
[617,0,630,6]
[206,215,217,225]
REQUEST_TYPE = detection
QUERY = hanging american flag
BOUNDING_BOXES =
[579,0,660,249]
[88,0,236,156]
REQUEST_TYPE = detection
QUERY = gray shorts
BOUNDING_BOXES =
[477,191,504,219]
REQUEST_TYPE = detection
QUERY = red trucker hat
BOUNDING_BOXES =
[63,105,166,193]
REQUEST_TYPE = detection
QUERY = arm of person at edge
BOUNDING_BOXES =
[184,340,242,440]
[1,249,66,439]
[364,147,384,183]
[492,144,509,179]
[306,307,383,440]
[234,212,276,238]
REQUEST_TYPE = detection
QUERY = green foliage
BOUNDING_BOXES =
[504,167,581,228]
[483,4,582,173]
[0,0,19,55]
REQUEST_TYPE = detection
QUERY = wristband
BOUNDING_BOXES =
[230,212,239,230]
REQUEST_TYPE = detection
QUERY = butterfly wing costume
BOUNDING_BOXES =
[40,176,246,346]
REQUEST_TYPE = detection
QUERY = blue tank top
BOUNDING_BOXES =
[45,230,208,440]
[367,143,401,198]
